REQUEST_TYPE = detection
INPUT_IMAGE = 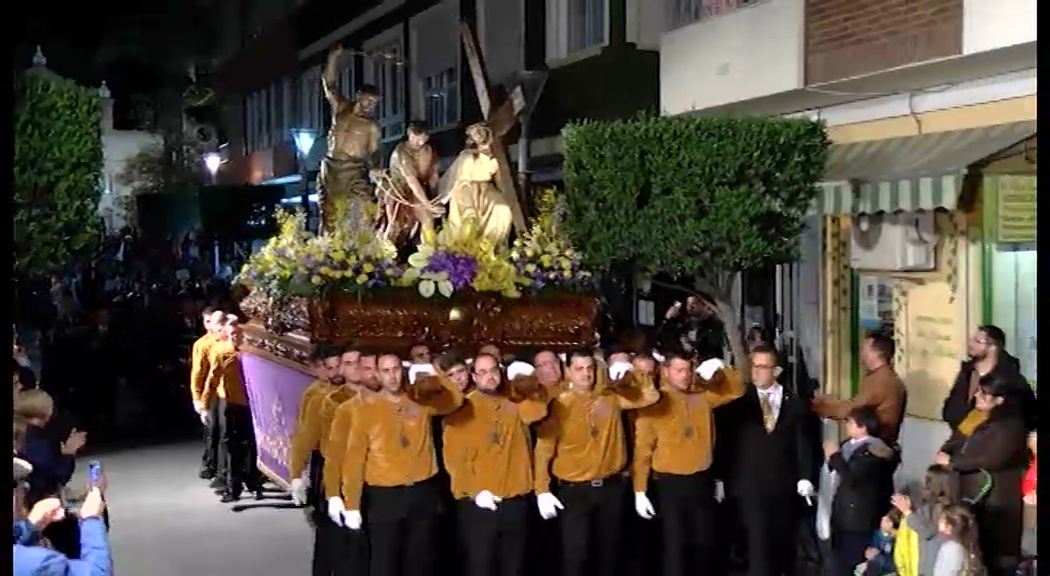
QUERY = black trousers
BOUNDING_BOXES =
[831,529,870,576]
[219,400,261,495]
[456,495,530,576]
[556,475,626,576]
[734,490,799,576]
[201,398,222,477]
[365,478,440,576]
[311,510,369,576]
[653,471,718,576]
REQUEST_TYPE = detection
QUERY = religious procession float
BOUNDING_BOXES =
[232,44,598,483]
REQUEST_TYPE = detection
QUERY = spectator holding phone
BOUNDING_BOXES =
[13,456,112,576]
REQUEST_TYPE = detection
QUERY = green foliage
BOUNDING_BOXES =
[561,114,829,279]
[14,72,103,276]
[117,140,207,197]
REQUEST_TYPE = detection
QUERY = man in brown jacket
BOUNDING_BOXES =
[813,331,907,446]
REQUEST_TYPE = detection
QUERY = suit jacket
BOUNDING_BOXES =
[716,384,815,499]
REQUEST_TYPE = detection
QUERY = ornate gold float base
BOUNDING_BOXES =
[240,289,599,360]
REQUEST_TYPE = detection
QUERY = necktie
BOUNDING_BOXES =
[759,391,775,432]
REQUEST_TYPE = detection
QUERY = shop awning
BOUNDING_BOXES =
[813,121,1037,215]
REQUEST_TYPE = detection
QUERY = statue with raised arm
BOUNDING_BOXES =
[435,122,516,246]
[376,122,444,246]
[318,44,383,234]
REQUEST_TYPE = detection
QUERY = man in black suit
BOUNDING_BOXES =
[717,344,816,576]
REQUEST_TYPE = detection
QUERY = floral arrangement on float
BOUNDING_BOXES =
[236,187,594,305]
[510,186,594,294]
[234,207,402,302]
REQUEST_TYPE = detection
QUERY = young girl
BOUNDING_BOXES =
[934,504,985,576]
[891,464,961,576]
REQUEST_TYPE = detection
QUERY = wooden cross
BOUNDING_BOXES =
[459,22,531,232]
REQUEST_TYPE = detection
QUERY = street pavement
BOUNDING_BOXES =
[99,441,311,576]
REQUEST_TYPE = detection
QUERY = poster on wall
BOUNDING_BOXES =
[996,175,1037,243]
[858,275,894,332]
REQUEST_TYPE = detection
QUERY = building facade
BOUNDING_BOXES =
[660,0,1037,481]
[210,0,665,199]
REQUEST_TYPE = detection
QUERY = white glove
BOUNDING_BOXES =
[634,492,656,519]
[473,490,502,511]
[327,497,346,527]
[714,480,725,503]
[696,358,726,380]
[536,492,564,520]
[408,363,437,384]
[198,410,211,426]
[506,361,535,380]
[797,479,816,505]
[557,352,567,363]
[193,400,206,414]
[652,351,666,363]
[608,361,632,381]
[290,477,308,506]
[401,360,412,369]
[342,509,363,530]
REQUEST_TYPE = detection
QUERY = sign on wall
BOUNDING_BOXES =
[995,175,1037,243]
[899,279,966,421]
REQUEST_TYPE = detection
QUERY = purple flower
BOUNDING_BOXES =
[424,251,478,290]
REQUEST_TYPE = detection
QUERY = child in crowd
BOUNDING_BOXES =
[933,504,985,576]
[1019,431,1036,574]
[826,407,899,576]
[855,508,903,575]
[891,464,961,576]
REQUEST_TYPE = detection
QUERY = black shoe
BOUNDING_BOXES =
[199,470,215,481]
[209,478,225,489]
[254,490,265,501]
[220,492,240,503]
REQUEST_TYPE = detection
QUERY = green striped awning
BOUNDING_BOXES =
[813,120,1037,215]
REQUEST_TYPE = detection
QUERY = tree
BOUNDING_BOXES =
[14,71,103,276]
[117,139,209,198]
[561,114,830,368]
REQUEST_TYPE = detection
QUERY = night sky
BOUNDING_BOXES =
[15,0,216,99]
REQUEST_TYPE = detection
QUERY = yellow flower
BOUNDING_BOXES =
[310,275,323,285]
[524,263,537,273]
[331,249,346,261]
[355,273,369,285]
[562,269,573,279]
[362,262,375,273]
[540,254,553,267]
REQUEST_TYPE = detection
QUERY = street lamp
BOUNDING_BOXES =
[203,152,222,183]
[292,129,317,230]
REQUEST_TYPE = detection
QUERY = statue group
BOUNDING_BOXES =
[319,44,520,251]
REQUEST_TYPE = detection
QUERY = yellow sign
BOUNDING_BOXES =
[899,280,965,420]
[996,175,1037,243]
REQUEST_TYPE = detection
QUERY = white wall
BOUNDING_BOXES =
[626,0,665,50]
[100,129,163,232]
[896,417,953,486]
[477,0,525,86]
[963,0,1037,54]
[660,0,805,115]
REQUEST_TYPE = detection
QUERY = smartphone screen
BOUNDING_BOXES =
[87,461,102,486]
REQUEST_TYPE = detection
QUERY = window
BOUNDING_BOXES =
[422,68,459,128]
[271,81,285,145]
[568,0,606,53]
[665,0,761,31]
[367,42,405,141]
[298,67,323,133]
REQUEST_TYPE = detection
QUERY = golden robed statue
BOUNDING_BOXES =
[318,44,383,233]
[435,122,516,246]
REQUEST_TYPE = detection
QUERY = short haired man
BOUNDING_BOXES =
[943,324,1036,434]
[191,307,224,482]
[534,348,660,576]
[813,331,907,445]
[340,353,464,575]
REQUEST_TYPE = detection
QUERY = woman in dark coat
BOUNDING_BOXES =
[938,372,1029,576]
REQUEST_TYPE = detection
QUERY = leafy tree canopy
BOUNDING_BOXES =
[561,114,829,362]
[14,71,103,276]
